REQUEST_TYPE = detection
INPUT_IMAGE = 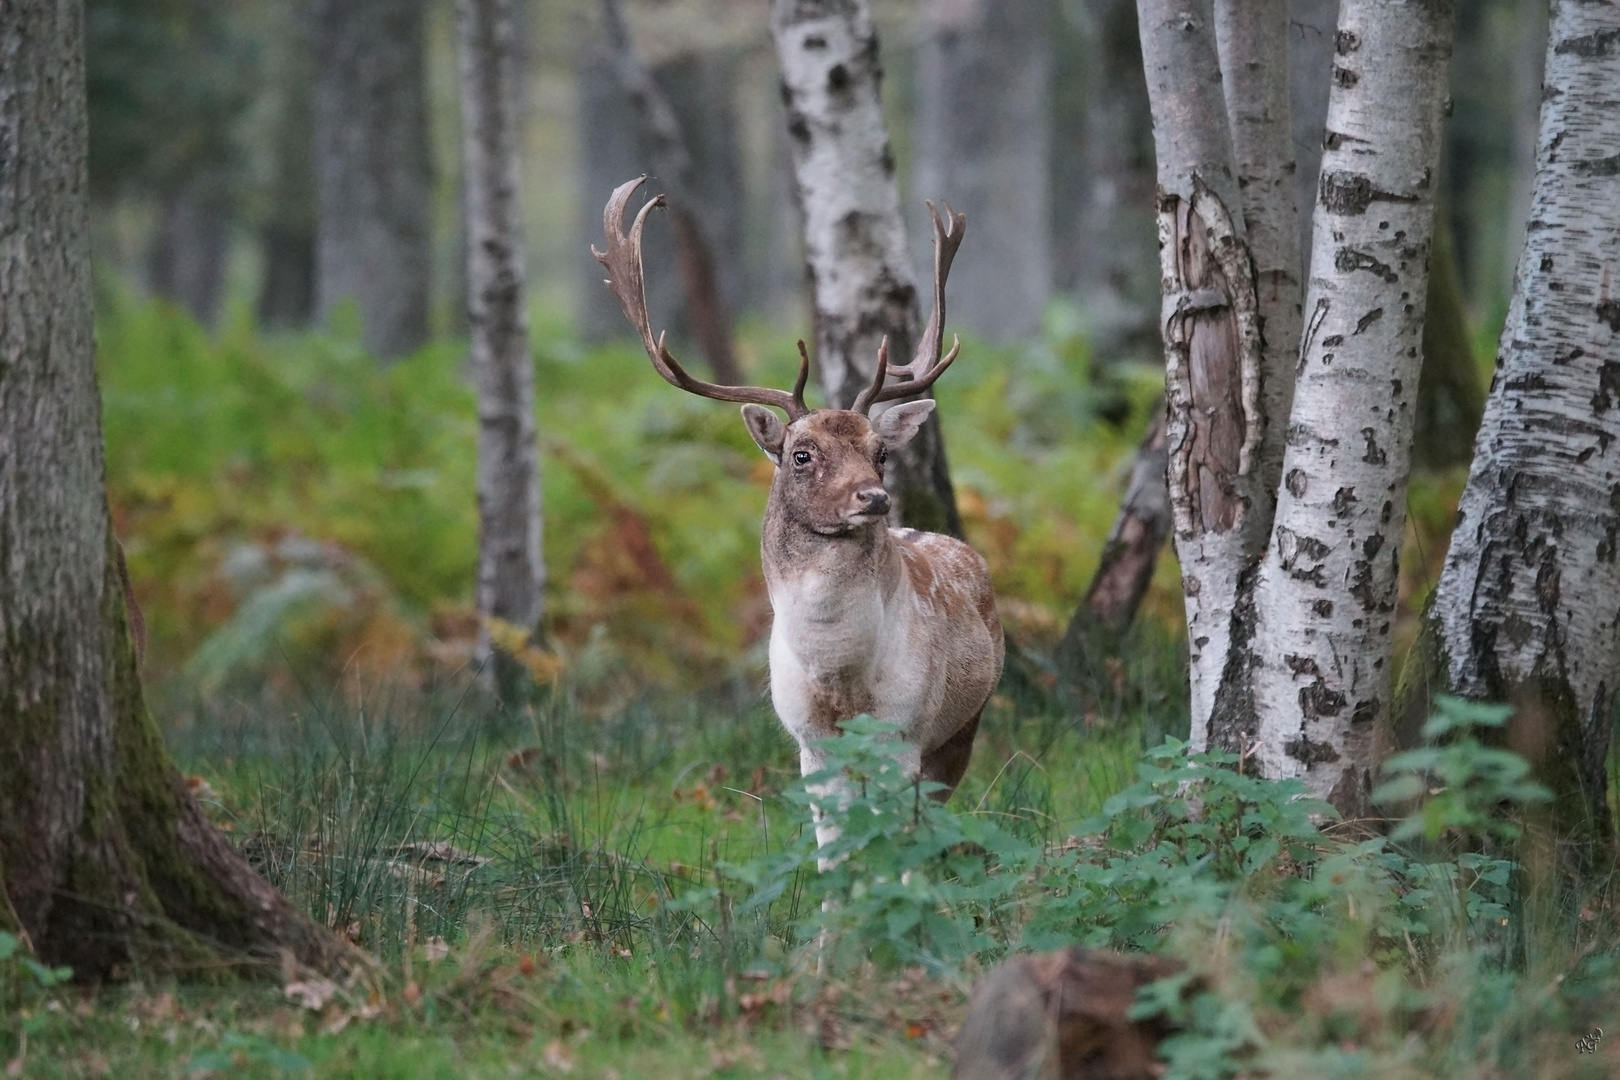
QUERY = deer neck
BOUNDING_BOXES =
[760,504,905,656]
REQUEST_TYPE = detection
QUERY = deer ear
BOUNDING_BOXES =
[741,404,786,464]
[874,399,936,449]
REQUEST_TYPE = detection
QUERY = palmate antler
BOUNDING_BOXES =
[851,201,967,416]
[593,176,810,419]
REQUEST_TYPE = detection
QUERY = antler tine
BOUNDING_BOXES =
[592,176,810,419]
[851,337,890,415]
[870,201,966,406]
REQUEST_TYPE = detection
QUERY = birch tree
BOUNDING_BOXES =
[1249,0,1457,811]
[0,0,341,976]
[1134,0,1269,740]
[1137,0,1456,811]
[1418,0,1620,851]
[768,0,961,535]
[458,0,544,701]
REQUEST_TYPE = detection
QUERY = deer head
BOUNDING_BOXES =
[592,176,965,535]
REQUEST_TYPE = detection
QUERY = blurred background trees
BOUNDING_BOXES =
[83,0,1546,710]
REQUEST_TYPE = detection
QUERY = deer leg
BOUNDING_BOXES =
[919,709,983,801]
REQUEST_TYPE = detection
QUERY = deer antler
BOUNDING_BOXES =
[593,176,810,419]
[853,201,966,415]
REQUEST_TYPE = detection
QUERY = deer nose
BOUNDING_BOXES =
[855,487,890,516]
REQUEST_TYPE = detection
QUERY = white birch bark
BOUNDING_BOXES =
[458,0,544,695]
[1250,0,1457,812]
[1215,0,1301,523]
[1135,0,1266,747]
[1427,0,1620,839]
[768,0,960,535]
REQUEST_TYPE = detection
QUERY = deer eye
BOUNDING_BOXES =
[875,448,887,468]
[792,450,812,466]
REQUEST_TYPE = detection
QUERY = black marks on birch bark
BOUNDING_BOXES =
[1206,560,1262,755]
[1361,428,1386,465]
[1286,469,1308,497]
[1284,729,1341,764]
[1570,154,1620,178]
[1276,525,1329,586]
[1592,362,1620,413]
[1335,248,1398,283]
[1596,299,1620,332]
[1354,307,1383,334]
[1554,27,1620,58]
[1319,171,1420,216]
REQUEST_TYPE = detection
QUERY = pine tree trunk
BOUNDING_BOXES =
[257,11,317,331]
[1423,0,1620,857]
[459,0,544,702]
[913,0,1052,343]
[1248,0,1457,813]
[1135,0,1268,744]
[311,0,433,361]
[768,0,962,536]
[0,0,342,978]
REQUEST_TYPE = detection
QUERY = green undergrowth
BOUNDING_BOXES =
[99,293,1171,701]
[8,687,1618,1077]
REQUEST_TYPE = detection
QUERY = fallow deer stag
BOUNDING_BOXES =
[593,176,1003,852]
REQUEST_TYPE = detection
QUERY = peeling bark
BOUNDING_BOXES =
[0,0,343,977]
[1249,0,1457,813]
[1427,0,1620,856]
[768,0,961,536]
[1135,0,1266,745]
[459,0,545,700]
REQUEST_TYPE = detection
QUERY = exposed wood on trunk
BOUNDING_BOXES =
[311,0,433,361]
[768,0,962,536]
[600,0,742,385]
[0,0,343,977]
[1135,0,1266,747]
[1425,0,1620,859]
[1249,0,1458,814]
[459,0,545,702]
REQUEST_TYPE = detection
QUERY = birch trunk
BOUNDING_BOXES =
[1249,0,1457,813]
[1423,0,1620,853]
[768,0,961,536]
[1215,0,1301,521]
[459,0,545,700]
[1135,0,1266,745]
[311,0,433,361]
[0,0,342,976]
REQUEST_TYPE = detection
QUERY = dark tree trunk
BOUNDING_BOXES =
[147,176,230,328]
[311,0,433,361]
[0,0,343,978]
[1056,411,1170,687]
[575,43,745,372]
[459,0,545,703]
[599,0,743,385]
[1053,0,1159,358]
[257,12,317,331]
[913,0,1052,343]
[1412,214,1485,470]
